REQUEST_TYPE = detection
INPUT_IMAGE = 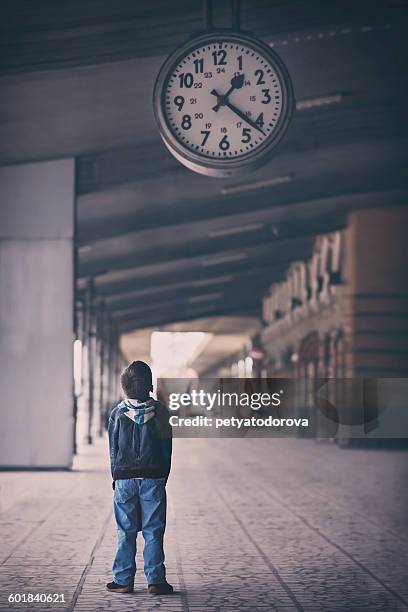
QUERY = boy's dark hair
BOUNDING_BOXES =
[121,360,153,400]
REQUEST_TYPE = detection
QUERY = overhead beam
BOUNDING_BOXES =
[112,281,268,321]
[78,185,408,278]
[1,18,406,166]
[77,240,312,295]
[109,275,272,317]
[77,210,345,277]
[99,263,288,308]
[76,97,408,202]
[117,300,262,334]
[1,2,404,76]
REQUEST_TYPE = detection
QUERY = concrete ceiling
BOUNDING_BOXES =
[1,0,408,371]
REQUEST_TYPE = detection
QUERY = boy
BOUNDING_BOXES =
[106,360,173,595]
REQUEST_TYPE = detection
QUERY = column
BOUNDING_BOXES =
[0,159,75,467]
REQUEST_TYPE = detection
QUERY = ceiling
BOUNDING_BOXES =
[1,0,408,372]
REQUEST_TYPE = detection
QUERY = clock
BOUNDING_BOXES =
[153,30,294,177]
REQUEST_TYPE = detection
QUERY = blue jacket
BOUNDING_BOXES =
[108,398,172,481]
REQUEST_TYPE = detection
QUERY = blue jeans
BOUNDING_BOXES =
[113,478,167,586]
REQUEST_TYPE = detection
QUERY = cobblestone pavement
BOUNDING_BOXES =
[0,437,407,612]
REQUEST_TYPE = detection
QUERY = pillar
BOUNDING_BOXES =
[338,205,408,443]
[0,159,75,467]
[345,206,408,376]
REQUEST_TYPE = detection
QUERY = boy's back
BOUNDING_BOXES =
[109,397,172,480]
[106,361,173,596]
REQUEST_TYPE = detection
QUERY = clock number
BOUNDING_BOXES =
[241,128,251,144]
[212,49,227,66]
[181,114,192,130]
[219,135,230,150]
[261,88,272,104]
[237,55,243,70]
[200,130,211,146]
[255,69,266,85]
[255,112,264,127]
[193,58,204,74]
[179,72,194,88]
[174,95,185,111]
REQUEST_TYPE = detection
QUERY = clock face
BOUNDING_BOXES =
[154,32,294,176]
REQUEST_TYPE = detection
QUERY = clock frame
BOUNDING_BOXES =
[153,30,294,177]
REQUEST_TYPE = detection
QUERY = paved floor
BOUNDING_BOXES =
[0,437,407,612]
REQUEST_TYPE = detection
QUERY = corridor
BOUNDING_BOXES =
[1,438,407,612]
[1,2,408,611]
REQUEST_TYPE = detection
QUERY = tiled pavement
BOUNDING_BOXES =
[0,437,407,612]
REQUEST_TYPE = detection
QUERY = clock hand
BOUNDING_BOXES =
[212,73,245,112]
[210,89,266,135]
[225,100,266,135]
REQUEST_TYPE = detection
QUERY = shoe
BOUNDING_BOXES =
[148,581,174,595]
[106,581,134,593]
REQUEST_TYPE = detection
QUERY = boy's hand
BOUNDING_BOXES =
[112,481,115,491]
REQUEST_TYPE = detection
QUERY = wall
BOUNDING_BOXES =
[0,159,75,467]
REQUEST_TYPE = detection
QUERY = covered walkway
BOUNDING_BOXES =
[1,438,407,611]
